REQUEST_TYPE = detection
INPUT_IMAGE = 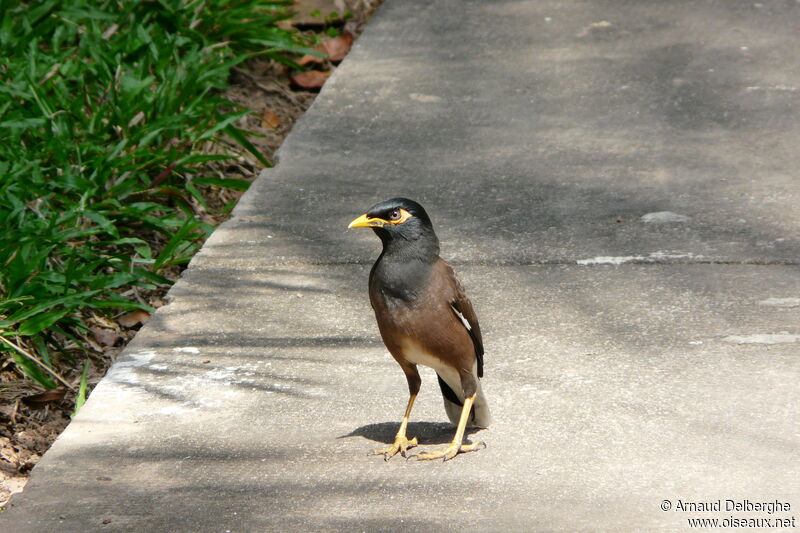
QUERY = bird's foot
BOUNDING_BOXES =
[372,435,419,460]
[413,440,486,461]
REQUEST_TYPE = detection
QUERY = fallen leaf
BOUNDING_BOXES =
[91,313,118,329]
[22,389,67,407]
[297,54,322,66]
[102,23,119,40]
[297,45,327,66]
[0,403,16,421]
[261,107,282,129]
[290,69,332,90]
[84,337,104,353]
[323,32,353,62]
[91,327,123,347]
[127,111,145,128]
[118,310,151,328]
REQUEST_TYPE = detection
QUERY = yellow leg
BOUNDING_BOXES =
[372,394,419,460]
[414,395,486,461]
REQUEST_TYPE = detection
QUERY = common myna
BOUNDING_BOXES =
[348,198,490,461]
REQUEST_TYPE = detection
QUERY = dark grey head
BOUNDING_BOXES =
[348,197,440,259]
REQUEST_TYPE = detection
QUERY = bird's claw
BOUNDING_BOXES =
[372,435,419,460]
[412,441,486,461]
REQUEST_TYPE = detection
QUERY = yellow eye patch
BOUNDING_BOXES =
[348,208,414,229]
[387,208,413,225]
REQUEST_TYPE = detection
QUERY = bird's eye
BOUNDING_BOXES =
[388,209,401,220]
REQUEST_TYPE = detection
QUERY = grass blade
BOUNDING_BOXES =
[71,360,90,417]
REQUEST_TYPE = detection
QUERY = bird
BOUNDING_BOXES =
[348,197,490,461]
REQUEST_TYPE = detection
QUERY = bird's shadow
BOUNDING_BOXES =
[338,421,485,446]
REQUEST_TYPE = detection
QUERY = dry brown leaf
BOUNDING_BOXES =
[261,107,282,129]
[22,389,66,407]
[91,327,122,347]
[118,310,151,328]
[297,54,321,67]
[323,32,354,62]
[290,69,332,90]
[0,403,16,421]
[297,45,327,66]
[91,313,118,329]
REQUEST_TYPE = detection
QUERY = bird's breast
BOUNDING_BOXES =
[399,337,448,373]
[370,255,434,303]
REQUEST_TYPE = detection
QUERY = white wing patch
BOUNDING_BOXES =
[450,303,472,331]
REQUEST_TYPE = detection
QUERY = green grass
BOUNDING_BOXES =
[0,0,311,393]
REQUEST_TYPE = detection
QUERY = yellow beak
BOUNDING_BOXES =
[347,213,386,229]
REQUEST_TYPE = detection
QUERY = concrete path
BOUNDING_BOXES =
[4,1,800,531]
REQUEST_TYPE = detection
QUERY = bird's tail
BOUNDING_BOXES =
[436,373,491,428]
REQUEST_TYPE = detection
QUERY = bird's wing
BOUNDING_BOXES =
[447,268,485,378]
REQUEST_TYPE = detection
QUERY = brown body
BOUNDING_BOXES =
[371,259,474,374]
[370,258,489,428]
